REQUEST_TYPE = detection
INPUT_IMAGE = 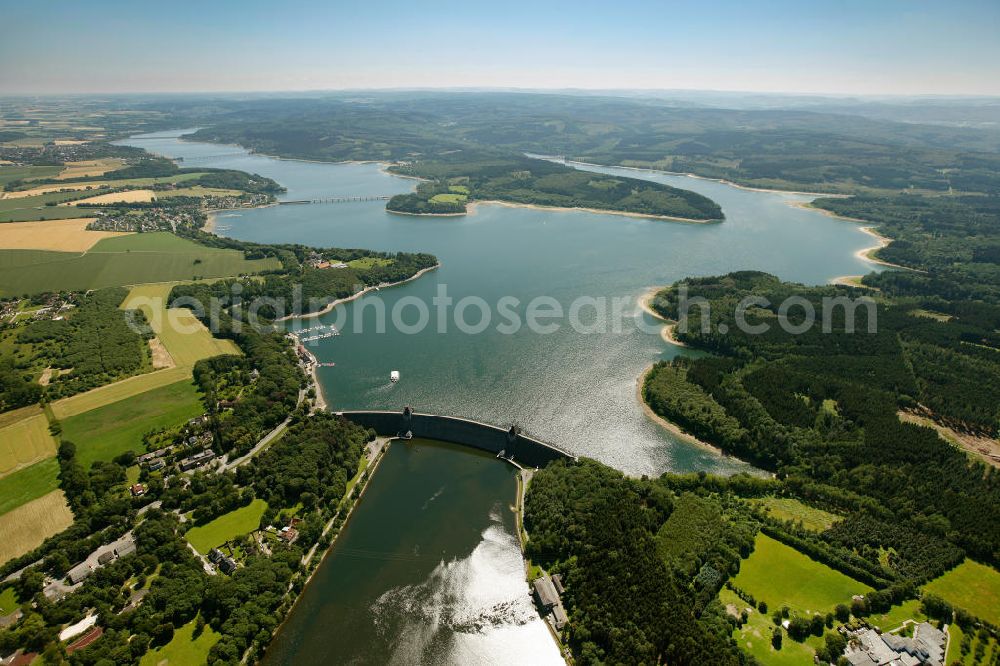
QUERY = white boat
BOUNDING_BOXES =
[390,370,400,383]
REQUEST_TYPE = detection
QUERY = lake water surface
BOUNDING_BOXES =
[125,129,880,477]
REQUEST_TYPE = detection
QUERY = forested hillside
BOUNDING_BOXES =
[644,272,1000,569]
[184,93,1000,194]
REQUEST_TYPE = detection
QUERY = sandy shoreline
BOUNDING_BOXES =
[470,200,720,224]
[638,286,689,347]
[274,263,441,322]
[636,364,723,456]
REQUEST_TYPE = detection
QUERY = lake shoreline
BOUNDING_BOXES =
[637,364,724,457]
[638,286,689,348]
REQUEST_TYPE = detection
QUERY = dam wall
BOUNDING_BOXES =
[337,410,573,469]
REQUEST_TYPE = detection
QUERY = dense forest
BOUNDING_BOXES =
[524,459,750,665]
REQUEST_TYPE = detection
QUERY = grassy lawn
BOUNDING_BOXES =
[720,588,819,665]
[0,410,56,480]
[62,378,204,469]
[923,559,1000,625]
[346,256,393,270]
[0,587,18,615]
[0,459,61,515]
[121,284,241,366]
[339,454,369,508]
[429,192,467,204]
[867,598,925,631]
[732,533,873,616]
[185,499,268,555]
[0,232,280,296]
[139,617,220,666]
[752,497,840,532]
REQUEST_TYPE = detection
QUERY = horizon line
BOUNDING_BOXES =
[3,86,1000,100]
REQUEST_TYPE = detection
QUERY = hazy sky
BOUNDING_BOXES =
[2,0,999,96]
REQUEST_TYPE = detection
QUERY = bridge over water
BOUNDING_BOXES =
[337,409,574,469]
[279,195,392,205]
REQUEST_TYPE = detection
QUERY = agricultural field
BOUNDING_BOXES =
[61,378,204,469]
[51,366,192,419]
[752,497,841,532]
[0,458,61,515]
[0,166,63,188]
[0,189,102,222]
[0,408,57,480]
[121,283,240,366]
[139,617,220,666]
[0,232,280,296]
[923,559,1000,625]
[720,588,820,666]
[68,189,156,205]
[185,499,268,555]
[0,490,74,566]
[53,158,125,180]
[0,218,128,251]
[732,533,873,616]
[159,186,241,198]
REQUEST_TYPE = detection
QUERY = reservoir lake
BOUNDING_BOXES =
[123,130,882,664]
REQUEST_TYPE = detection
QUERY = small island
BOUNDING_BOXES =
[386,153,724,221]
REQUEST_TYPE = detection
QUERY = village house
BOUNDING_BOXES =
[179,449,216,472]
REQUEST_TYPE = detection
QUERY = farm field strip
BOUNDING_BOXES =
[0,411,57,479]
[51,366,193,419]
[0,490,74,566]
[0,218,129,251]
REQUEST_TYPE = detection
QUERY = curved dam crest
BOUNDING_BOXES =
[338,409,573,469]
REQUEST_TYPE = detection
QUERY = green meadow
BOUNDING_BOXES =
[62,378,204,469]
[923,559,1000,625]
[185,499,268,555]
[752,497,840,532]
[732,533,873,616]
[139,617,220,666]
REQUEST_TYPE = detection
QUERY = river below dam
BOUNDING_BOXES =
[122,130,882,664]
